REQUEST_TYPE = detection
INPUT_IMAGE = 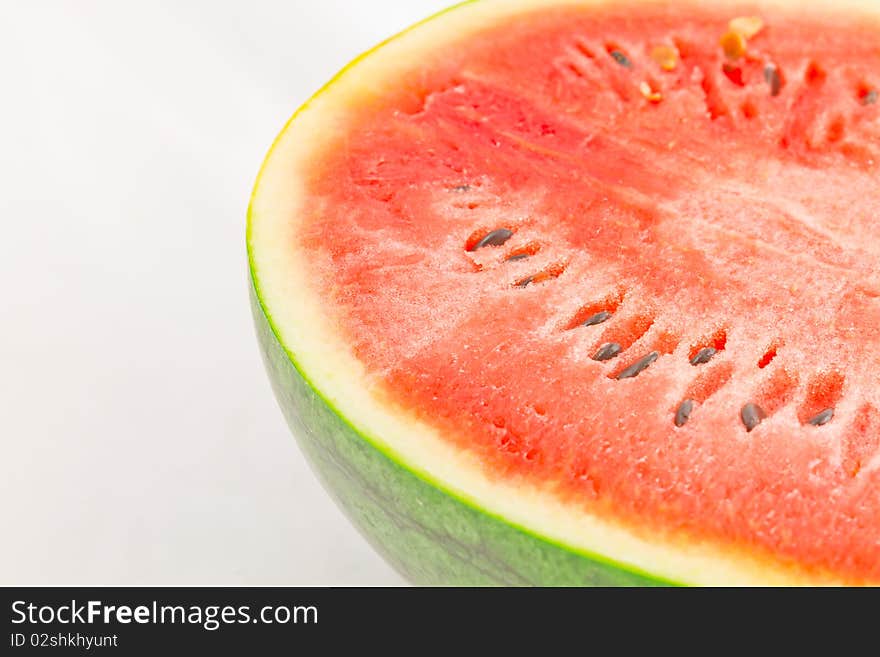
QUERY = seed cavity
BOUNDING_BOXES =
[675,399,694,427]
[758,343,778,369]
[690,347,717,366]
[582,311,612,327]
[470,228,513,251]
[506,242,541,262]
[741,402,766,432]
[565,291,626,330]
[592,342,622,361]
[515,263,565,288]
[597,311,655,352]
[722,63,745,86]
[807,408,834,426]
[798,370,844,426]
[764,63,783,96]
[616,351,659,379]
[515,271,548,287]
[574,39,595,59]
[804,61,827,86]
[685,361,734,405]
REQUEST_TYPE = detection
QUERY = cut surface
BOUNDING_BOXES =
[251,0,880,584]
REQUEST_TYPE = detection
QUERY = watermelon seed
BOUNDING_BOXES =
[690,347,717,366]
[741,402,766,432]
[451,184,471,192]
[515,263,564,288]
[592,342,622,361]
[764,63,782,96]
[582,311,612,327]
[609,50,633,69]
[675,399,694,427]
[639,80,663,103]
[863,90,878,105]
[807,408,834,426]
[470,228,514,250]
[650,44,678,71]
[728,15,765,40]
[720,29,747,60]
[516,271,554,287]
[616,351,660,379]
[506,253,530,262]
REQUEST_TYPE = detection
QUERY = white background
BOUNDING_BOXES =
[0,0,452,585]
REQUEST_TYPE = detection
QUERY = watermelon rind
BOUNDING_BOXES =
[247,0,875,585]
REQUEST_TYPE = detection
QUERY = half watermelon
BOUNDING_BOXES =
[248,0,880,585]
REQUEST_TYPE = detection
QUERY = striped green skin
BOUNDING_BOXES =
[249,279,670,585]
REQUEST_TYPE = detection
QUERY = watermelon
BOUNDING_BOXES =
[248,0,880,585]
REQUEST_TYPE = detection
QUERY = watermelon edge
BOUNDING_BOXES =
[249,273,672,585]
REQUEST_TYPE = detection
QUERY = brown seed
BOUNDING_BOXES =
[616,351,660,379]
[506,253,530,262]
[650,45,678,71]
[720,29,747,60]
[690,347,717,366]
[582,311,612,327]
[471,228,513,250]
[729,15,765,39]
[675,399,694,427]
[592,342,622,361]
[807,408,834,426]
[741,402,766,432]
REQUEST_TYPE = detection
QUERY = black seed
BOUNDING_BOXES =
[741,402,766,432]
[764,64,782,96]
[689,347,717,366]
[592,342,622,361]
[610,50,633,69]
[451,184,471,192]
[582,311,612,327]
[863,90,878,105]
[471,228,514,250]
[807,408,834,426]
[675,399,694,427]
[616,351,660,379]
[506,253,530,262]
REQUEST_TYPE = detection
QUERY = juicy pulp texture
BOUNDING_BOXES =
[297,3,880,582]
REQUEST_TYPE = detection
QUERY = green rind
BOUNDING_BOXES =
[247,0,682,586]
[249,278,671,585]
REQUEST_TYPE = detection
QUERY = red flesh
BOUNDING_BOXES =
[298,4,880,581]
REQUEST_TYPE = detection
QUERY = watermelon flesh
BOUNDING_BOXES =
[295,3,880,582]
